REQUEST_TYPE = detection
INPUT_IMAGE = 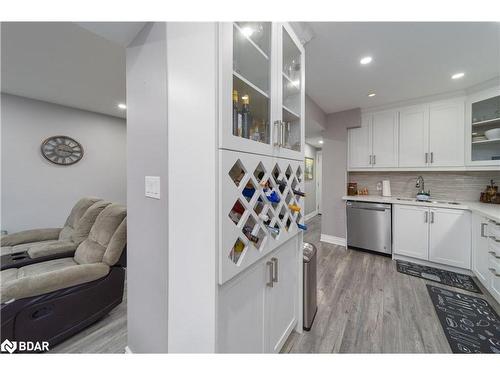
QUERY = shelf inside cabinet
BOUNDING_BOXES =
[283,105,300,121]
[472,117,500,127]
[282,72,300,95]
[472,138,500,145]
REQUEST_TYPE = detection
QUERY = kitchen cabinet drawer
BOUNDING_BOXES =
[489,255,500,303]
[488,220,500,239]
[489,236,500,257]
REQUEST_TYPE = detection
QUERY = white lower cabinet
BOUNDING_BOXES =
[393,204,471,269]
[217,236,299,353]
[393,205,429,260]
[429,208,471,269]
[472,213,490,284]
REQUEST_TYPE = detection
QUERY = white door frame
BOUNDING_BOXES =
[316,150,322,215]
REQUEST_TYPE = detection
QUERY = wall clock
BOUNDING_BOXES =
[41,136,84,166]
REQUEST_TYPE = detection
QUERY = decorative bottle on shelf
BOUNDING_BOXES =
[243,227,259,244]
[241,95,252,139]
[293,189,305,197]
[232,90,240,136]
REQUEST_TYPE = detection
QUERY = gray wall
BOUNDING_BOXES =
[305,94,327,136]
[322,108,361,239]
[126,22,169,353]
[304,143,318,215]
[1,93,126,233]
[349,171,500,202]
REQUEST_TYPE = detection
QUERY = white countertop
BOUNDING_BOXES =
[342,195,500,222]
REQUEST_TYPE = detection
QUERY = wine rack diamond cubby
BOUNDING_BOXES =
[220,149,305,283]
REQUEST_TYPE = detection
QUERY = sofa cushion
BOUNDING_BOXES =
[74,204,127,265]
[0,258,109,303]
[27,240,78,259]
[59,197,102,241]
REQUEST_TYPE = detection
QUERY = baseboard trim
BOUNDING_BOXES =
[304,210,318,221]
[124,346,133,354]
[320,234,346,247]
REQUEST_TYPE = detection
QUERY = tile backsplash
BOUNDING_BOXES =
[348,171,500,202]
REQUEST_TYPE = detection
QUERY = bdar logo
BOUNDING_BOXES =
[1,339,17,354]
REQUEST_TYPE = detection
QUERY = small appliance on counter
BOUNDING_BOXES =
[382,180,391,197]
[347,182,358,196]
[480,180,500,204]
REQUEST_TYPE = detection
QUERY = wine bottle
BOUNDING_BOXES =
[275,179,287,188]
[293,189,305,197]
[243,226,259,244]
[288,204,301,212]
[241,95,252,139]
[232,90,239,136]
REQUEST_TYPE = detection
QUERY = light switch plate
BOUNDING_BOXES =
[145,176,160,199]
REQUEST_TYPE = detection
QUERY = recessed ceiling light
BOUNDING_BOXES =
[318,140,324,144]
[451,72,465,80]
[118,103,127,110]
[368,93,376,97]
[360,56,373,65]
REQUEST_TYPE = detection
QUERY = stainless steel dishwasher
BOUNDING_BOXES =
[346,201,392,255]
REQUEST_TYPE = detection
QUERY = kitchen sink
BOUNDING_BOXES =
[395,197,461,205]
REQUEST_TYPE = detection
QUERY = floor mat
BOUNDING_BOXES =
[427,285,500,353]
[397,260,482,293]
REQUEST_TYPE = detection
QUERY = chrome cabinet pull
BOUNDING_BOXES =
[271,257,278,283]
[280,122,285,148]
[373,155,376,165]
[430,152,434,163]
[489,268,500,277]
[481,223,488,238]
[424,211,428,223]
[430,211,435,224]
[490,236,500,243]
[266,261,274,287]
[273,121,280,147]
[369,155,373,165]
[425,152,429,164]
[488,251,500,259]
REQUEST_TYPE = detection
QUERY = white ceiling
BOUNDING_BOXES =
[304,22,500,114]
[1,22,129,118]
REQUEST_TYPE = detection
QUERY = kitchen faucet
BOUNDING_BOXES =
[415,175,430,198]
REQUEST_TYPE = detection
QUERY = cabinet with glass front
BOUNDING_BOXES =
[220,22,304,160]
[466,86,500,166]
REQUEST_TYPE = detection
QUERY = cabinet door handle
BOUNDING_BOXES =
[271,257,278,283]
[488,268,500,277]
[430,152,434,163]
[488,251,500,259]
[373,155,376,165]
[281,122,286,148]
[430,211,435,224]
[490,236,500,243]
[481,223,488,238]
[369,155,372,165]
[424,211,428,223]
[266,261,274,287]
[425,152,429,164]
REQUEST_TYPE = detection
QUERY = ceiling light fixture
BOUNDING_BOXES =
[360,56,373,65]
[451,72,465,80]
[368,93,376,97]
[118,103,127,110]
[318,140,324,145]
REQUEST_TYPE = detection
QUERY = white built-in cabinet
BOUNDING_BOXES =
[393,204,471,269]
[217,22,304,353]
[348,110,398,168]
[348,98,467,170]
[472,215,500,303]
[218,236,298,353]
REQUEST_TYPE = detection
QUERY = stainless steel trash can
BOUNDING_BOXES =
[303,242,317,331]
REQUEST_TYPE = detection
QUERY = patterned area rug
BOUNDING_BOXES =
[427,285,500,353]
[397,260,482,293]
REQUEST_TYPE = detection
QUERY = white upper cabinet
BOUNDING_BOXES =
[428,99,465,167]
[348,114,372,168]
[371,110,399,167]
[219,22,304,161]
[399,105,429,168]
[465,87,500,167]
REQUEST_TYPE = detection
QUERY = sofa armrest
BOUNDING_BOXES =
[1,228,62,247]
[1,262,110,303]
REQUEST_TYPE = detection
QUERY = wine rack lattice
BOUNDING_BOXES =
[220,149,305,284]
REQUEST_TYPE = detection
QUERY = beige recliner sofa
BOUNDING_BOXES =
[1,203,127,350]
[1,197,110,269]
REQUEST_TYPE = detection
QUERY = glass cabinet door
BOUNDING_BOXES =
[232,22,272,145]
[470,95,500,162]
[281,25,303,153]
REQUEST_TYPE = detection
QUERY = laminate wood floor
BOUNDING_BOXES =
[281,214,500,354]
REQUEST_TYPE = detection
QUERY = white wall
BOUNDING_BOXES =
[304,143,318,216]
[1,93,126,233]
[321,108,361,240]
